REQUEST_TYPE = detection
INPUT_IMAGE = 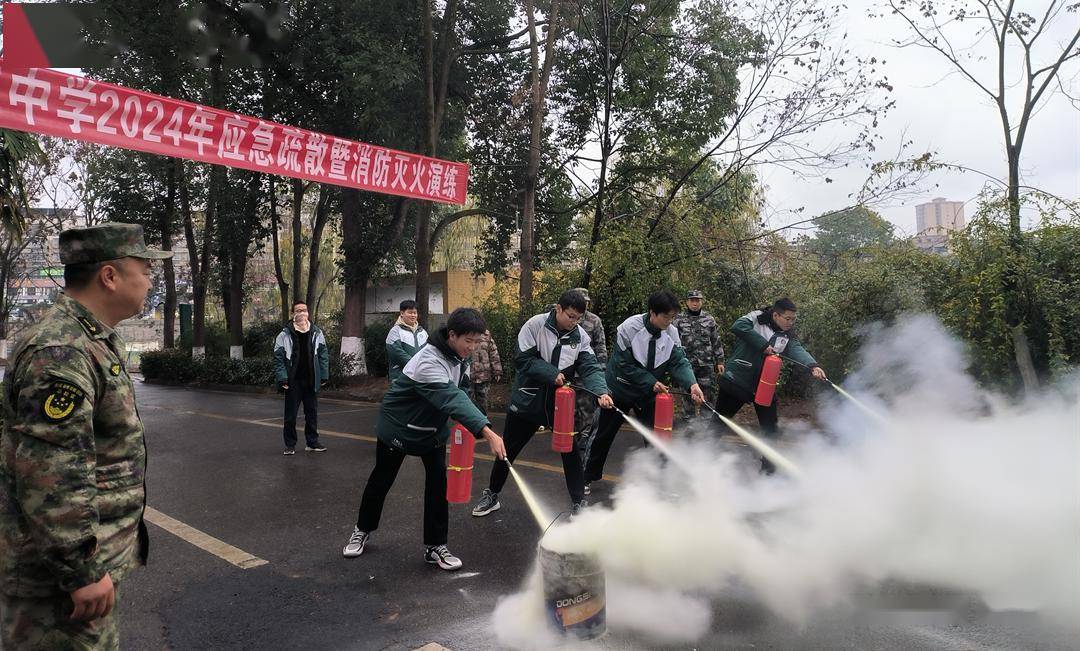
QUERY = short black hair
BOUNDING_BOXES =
[773,297,797,313]
[558,290,587,313]
[647,290,680,316]
[292,301,308,309]
[446,307,486,336]
[399,299,417,312]
[63,261,104,290]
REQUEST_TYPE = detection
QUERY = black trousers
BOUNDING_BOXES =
[283,384,319,448]
[582,396,656,483]
[356,439,448,546]
[488,412,586,504]
[712,381,779,435]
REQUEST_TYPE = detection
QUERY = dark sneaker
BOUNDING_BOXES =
[306,444,327,452]
[571,499,587,516]
[425,545,462,571]
[471,488,501,517]
[283,448,295,456]
[583,482,591,496]
[759,456,776,476]
[343,527,369,558]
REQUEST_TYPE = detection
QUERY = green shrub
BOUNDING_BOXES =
[140,350,201,383]
[201,356,276,386]
[328,352,360,387]
[244,321,284,358]
[363,316,394,377]
[141,350,275,387]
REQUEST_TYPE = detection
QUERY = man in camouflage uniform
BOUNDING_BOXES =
[468,329,502,415]
[672,290,725,422]
[571,289,607,455]
[0,223,169,650]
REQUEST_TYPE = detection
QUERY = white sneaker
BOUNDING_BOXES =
[471,488,501,517]
[342,527,369,558]
[424,545,462,571]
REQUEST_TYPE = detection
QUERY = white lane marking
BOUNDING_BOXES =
[143,506,269,570]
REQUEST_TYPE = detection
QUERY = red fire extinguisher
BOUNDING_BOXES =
[653,392,674,440]
[755,354,782,406]
[446,422,475,504]
[551,386,576,453]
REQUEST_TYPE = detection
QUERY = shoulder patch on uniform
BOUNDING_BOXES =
[42,380,87,422]
[77,316,101,335]
[110,363,122,376]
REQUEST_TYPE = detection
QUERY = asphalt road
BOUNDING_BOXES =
[117,382,1077,650]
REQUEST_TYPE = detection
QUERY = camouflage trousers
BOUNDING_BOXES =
[470,382,491,415]
[1,589,120,651]
[679,374,717,421]
[574,389,600,453]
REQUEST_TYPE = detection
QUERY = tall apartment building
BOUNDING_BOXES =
[914,197,965,254]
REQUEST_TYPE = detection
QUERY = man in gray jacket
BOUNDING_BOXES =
[273,302,330,455]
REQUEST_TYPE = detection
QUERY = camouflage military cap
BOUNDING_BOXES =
[686,289,704,299]
[59,223,172,265]
[572,287,590,303]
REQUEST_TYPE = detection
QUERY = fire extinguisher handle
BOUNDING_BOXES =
[569,383,601,397]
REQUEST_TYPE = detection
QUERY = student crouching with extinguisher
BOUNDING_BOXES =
[712,297,827,474]
[471,290,615,519]
[342,308,507,571]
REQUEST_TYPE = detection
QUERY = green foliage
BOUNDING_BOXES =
[142,348,356,389]
[362,315,394,378]
[764,243,949,390]
[801,205,896,268]
[934,202,1080,389]
[244,321,285,358]
[139,350,202,384]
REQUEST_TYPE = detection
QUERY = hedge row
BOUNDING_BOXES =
[140,350,360,388]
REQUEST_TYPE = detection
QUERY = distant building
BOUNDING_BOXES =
[914,198,965,254]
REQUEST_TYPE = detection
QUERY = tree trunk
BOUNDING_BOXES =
[414,0,460,329]
[0,260,8,341]
[291,178,305,306]
[305,186,331,316]
[340,189,368,375]
[1011,325,1038,395]
[268,180,290,324]
[519,0,559,318]
[415,203,434,328]
[1005,146,1037,392]
[581,1,613,290]
[179,158,210,357]
[160,160,178,348]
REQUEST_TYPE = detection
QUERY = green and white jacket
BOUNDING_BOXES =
[273,323,329,392]
[507,310,608,426]
[385,319,428,383]
[375,327,489,455]
[721,308,818,400]
[607,313,697,405]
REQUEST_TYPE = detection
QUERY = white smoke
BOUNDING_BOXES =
[493,315,1080,646]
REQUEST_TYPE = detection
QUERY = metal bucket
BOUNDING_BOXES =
[538,543,606,640]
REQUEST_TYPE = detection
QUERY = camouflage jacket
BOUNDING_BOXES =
[672,310,725,372]
[0,293,148,597]
[469,331,502,383]
[578,311,607,363]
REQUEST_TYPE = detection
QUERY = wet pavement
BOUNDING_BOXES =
[118,382,1077,650]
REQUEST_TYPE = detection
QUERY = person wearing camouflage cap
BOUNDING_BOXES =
[672,290,725,423]
[1,223,170,649]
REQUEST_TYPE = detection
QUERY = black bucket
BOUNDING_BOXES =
[538,543,606,640]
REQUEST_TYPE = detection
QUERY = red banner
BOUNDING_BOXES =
[0,66,469,205]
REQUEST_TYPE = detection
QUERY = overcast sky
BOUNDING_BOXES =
[757,1,1080,238]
